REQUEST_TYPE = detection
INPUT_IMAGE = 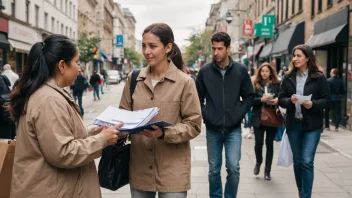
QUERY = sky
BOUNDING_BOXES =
[114,0,219,49]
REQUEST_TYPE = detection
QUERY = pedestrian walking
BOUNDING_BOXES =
[90,70,101,100]
[9,34,122,198]
[251,63,281,180]
[119,23,202,198]
[1,64,19,90]
[325,68,345,131]
[278,44,331,198]
[0,74,16,139]
[71,68,87,118]
[195,32,255,198]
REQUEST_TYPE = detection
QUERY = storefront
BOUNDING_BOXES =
[0,17,9,70]
[306,6,350,128]
[8,20,37,73]
[259,42,274,64]
[248,42,265,69]
[271,21,305,72]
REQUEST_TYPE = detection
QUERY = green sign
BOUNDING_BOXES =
[254,15,275,38]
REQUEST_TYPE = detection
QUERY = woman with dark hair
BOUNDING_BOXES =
[279,45,331,198]
[251,63,281,180]
[119,23,202,198]
[10,34,122,198]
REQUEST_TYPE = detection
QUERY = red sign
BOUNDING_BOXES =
[218,25,227,33]
[243,20,253,37]
[0,17,8,33]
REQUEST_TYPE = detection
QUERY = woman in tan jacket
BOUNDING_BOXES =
[9,34,122,198]
[119,23,202,198]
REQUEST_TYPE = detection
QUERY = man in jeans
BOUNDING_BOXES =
[196,32,254,198]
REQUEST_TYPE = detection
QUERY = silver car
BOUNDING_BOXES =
[107,70,121,84]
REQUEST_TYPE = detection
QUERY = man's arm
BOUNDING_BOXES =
[239,69,255,115]
[195,69,207,122]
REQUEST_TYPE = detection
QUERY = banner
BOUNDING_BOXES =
[243,20,253,37]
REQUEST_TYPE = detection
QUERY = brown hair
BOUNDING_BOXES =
[331,68,339,76]
[143,23,184,71]
[252,62,280,91]
[286,44,320,77]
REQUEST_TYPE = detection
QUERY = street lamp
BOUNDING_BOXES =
[225,12,233,24]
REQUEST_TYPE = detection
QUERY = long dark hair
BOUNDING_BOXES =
[143,23,184,70]
[252,63,280,91]
[10,34,77,121]
[286,44,320,77]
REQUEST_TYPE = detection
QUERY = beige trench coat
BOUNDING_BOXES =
[11,79,107,198]
[119,62,202,192]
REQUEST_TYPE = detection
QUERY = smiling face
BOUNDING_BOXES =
[260,66,271,81]
[142,32,172,67]
[292,49,309,70]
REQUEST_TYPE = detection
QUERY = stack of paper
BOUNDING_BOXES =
[93,106,172,134]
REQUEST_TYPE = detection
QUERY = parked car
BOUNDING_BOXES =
[107,70,120,84]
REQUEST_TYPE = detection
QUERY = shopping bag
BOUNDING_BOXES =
[98,138,130,191]
[277,130,293,167]
[0,140,16,198]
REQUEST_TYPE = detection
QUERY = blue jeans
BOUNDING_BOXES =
[73,92,84,118]
[92,84,100,100]
[206,127,242,198]
[286,121,321,198]
[130,188,187,198]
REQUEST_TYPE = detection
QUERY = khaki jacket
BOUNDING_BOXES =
[11,79,107,198]
[119,62,202,192]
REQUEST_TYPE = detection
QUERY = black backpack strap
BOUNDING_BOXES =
[130,70,141,110]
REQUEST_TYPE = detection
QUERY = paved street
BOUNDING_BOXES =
[82,83,352,198]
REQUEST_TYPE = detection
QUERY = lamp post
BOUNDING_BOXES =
[225,9,254,70]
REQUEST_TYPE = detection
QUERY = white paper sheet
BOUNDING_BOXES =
[296,94,312,104]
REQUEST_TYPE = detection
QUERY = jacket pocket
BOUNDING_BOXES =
[161,101,180,123]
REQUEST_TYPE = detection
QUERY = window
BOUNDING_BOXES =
[292,0,295,15]
[285,0,288,20]
[267,0,269,6]
[35,5,39,27]
[277,0,280,23]
[51,17,55,32]
[299,0,302,10]
[327,0,332,6]
[311,0,315,17]
[44,12,48,29]
[281,0,284,22]
[26,0,30,23]
[262,0,264,11]
[70,28,72,38]
[73,31,75,39]
[60,0,63,10]
[69,2,72,17]
[11,0,15,17]
[57,21,59,33]
[73,5,75,20]
[66,27,68,36]
[65,0,68,14]
[318,0,322,13]
[61,24,64,34]
[54,0,56,6]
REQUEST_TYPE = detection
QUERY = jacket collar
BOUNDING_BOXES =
[137,60,178,82]
[212,56,234,70]
[45,78,81,114]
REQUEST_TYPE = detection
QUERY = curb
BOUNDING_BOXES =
[319,138,352,160]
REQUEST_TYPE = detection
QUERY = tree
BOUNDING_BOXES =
[183,29,213,67]
[77,34,101,65]
[124,47,143,68]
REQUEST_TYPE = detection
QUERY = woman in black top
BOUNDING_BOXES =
[251,63,281,180]
[279,45,331,198]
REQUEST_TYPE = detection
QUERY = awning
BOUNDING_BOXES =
[249,42,265,59]
[0,33,10,50]
[99,50,112,62]
[305,7,349,49]
[8,39,32,53]
[271,21,305,55]
[259,43,273,58]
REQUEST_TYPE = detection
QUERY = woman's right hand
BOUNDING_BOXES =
[261,95,269,103]
[291,94,299,104]
[98,122,124,146]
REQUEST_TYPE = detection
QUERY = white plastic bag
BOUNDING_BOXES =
[277,130,293,167]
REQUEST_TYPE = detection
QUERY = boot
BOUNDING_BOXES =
[264,167,271,180]
[253,162,261,175]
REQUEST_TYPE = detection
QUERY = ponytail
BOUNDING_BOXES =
[169,43,184,71]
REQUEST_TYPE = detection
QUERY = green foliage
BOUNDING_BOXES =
[183,29,213,66]
[124,47,142,67]
[77,34,101,65]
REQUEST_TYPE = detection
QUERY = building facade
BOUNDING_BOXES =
[0,0,77,73]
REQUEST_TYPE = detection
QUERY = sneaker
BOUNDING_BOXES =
[247,132,253,139]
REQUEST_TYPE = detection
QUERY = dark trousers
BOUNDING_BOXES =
[325,100,341,129]
[254,125,277,170]
[73,92,84,118]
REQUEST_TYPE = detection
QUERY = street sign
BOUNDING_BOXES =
[242,20,253,37]
[116,34,123,48]
[261,15,275,38]
[254,23,262,37]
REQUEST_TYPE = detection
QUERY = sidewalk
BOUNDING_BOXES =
[320,127,352,159]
